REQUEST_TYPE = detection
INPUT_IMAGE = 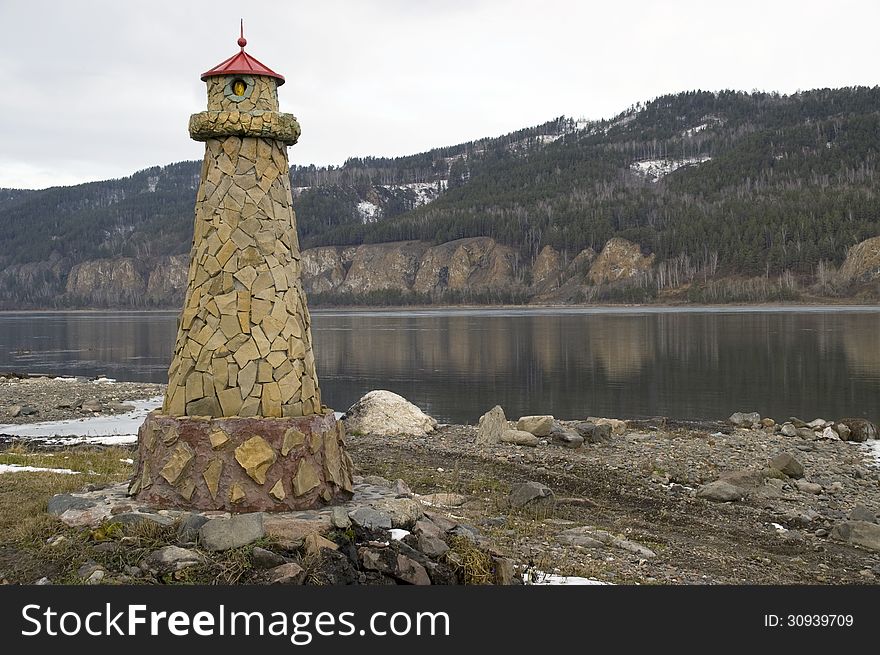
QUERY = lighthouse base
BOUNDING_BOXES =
[129,411,354,512]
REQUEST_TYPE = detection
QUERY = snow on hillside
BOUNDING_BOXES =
[381,181,447,209]
[357,200,380,224]
[630,156,711,182]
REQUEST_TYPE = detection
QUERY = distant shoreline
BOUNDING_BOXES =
[0,300,878,314]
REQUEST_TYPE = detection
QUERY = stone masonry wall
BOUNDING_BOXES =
[163,134,321,419]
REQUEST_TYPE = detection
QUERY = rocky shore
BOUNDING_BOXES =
[1,378,879,585]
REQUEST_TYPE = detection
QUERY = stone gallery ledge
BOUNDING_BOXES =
[130,411,354,512]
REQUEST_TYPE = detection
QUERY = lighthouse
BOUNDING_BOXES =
[129,25,354,511]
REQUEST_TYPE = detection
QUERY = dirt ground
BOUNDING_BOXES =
[0,377,878,585]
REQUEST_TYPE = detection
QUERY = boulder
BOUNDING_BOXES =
[516,415,554,437]
[834,423,852,441]
[199,513,265,551]
[586,417,626,435]
[849,504,877,523]
[770,453,804,479]
[348,507,392,530]
[508,481,555,511]
[557,526,656,558]
[500,429,539,446]
[47,494,96,515]
[807,418,829,429]
[549,425,584,449]
[416,534,450,558]
[830,521,880,552]
[696,481,744,502]
[343,390,437,436]
[359,546,431,585]
[476,405,506,445]
[574,421,612,443]
[729,412,761,427]
[370,498,424,529]
[837,418,878,442]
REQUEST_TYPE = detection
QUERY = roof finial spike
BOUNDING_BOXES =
[237,19,247,49]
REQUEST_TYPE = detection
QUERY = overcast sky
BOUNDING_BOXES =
[1,0,878,189]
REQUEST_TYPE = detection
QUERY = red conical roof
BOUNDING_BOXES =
[201,22,285,85]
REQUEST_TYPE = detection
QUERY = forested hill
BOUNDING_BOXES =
[1,88,879,308]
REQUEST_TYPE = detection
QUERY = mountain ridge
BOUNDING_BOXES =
[2,87,879,307]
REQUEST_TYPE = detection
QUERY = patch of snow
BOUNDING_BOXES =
[357,200,380,224]
[603,113,637,134]
[389,529,410,541]
[119,458,134,465]
[630,156,711,182]
[770,522,788,533]
[863,440,880,468]
[0,396,163,445]
[0,464,79,475]
[53,377,79,383]
[523,568,610,585]
[682,123,708,137]
[146,176,159,193]
[380,181,447,209]
[91,376,116,384]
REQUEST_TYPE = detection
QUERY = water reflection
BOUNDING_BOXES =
[0,308,877,424]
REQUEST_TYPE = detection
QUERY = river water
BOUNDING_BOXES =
[0,307,877,424]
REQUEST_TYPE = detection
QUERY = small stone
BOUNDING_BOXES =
[820,426,840,440]
[516,415,554,437]
[372,498,424,529]
[761,418,776,428]
[304,533,338,557]
[199,513,265,551]
[34,577,51,585]
[177,513,209,545]
[19,405,38,416]
[834,423,852,441]
[252,546,287,569]
[770,453,804,479]
[331,506,352,530]
[508,481,555,511]
[267,562,306,585]
[417,534,449,558]
[796,480,822,495]
[86,570,105,585]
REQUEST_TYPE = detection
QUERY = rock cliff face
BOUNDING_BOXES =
[340,241,428,294]
[146,255,188,305]
[836,236,880,286]
[587,238,655,285]
[65,258,146,306]
[301,237,522,298]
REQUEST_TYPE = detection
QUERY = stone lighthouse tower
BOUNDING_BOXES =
[129,26,354,511]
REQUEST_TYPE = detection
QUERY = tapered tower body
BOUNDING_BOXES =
[129,29,353,511]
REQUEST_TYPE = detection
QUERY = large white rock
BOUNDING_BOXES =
[343,390,437,436]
